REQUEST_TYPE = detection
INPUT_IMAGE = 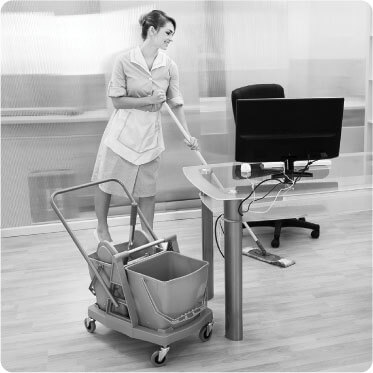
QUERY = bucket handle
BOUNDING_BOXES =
[141,277,207,326]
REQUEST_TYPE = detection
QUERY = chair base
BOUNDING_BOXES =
[246,218,320,248]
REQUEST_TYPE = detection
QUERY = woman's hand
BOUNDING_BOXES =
[149,89,166,105]
[184,136,199,151]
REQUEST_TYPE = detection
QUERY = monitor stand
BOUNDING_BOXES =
[271,157,313,182]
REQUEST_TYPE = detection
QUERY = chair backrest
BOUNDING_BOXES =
[231,83,285,123]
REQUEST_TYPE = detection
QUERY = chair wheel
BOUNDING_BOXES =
[271,238,280,248]
[150,350,168,367]
[311,230,320,239]
[84,317,96,333]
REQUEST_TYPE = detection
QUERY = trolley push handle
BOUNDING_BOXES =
[50,179,157,309]
[50,180,130,308]
[50,178,157,243]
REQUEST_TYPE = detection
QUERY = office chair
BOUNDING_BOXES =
[231,83,320,248]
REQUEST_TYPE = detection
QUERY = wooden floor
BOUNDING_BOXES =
[1,210,372,372]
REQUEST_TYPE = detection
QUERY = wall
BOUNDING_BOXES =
[1,0,370,228]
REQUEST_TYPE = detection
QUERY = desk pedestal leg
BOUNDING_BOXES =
[201,200,214,300]
[224,199,243,341]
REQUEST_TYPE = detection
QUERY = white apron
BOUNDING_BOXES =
[104,108,165,165]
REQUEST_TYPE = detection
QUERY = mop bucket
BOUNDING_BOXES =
[126,251,209,331]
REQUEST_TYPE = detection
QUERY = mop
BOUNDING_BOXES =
[163,102,295,268]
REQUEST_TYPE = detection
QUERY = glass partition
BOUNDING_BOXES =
[1,0,370,229]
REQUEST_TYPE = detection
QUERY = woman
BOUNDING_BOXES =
[92,10,198,242]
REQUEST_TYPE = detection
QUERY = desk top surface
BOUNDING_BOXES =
[183,155,372,202]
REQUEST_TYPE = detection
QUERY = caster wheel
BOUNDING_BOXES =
[271,238,280,248]
[84,317,96,333]
[199,322,213,342]
[311,230,320,239]
[150,350,167,367]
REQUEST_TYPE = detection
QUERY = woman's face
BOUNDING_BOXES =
[152,21,175,50]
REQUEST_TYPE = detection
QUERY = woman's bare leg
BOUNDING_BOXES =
[95,187,112,242]
[138,195,156,238]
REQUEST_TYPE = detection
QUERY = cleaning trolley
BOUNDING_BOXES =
[50,178,214,367]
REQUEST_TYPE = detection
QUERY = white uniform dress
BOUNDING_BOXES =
[92,46,183,197]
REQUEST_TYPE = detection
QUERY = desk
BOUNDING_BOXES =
[183,156,372,341]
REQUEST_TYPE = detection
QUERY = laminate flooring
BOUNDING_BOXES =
[1,210,372,372]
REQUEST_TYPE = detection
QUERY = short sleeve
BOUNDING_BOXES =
[166,61,184,108]
[107,57,127,98]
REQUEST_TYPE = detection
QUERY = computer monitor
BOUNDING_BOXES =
[235,97,344,179]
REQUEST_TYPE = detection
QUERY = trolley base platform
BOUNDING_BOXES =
[88,304,214,346]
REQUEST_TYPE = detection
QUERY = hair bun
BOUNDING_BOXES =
[139,15,146,26]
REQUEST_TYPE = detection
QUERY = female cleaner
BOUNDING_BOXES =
[92,10,198,242]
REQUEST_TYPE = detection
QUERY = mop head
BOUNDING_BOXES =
[242,247,295,268]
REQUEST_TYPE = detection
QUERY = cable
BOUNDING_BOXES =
[243,167,296,214]
[214,213,225,258]
[238,177,275,216]
[216,160,321,259]
[249,181,294,214]
[239,159,319,216]
[238,177,286,216]
[245,180,285,212]
[294,159,318,183]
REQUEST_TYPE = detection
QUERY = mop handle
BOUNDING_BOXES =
[163,102,208,165]
[128,202,137,249]
[164,102,262,247]
[163,102,224,189]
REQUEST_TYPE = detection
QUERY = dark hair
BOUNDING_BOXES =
[139,10,176,41]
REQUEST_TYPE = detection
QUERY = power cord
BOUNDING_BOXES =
[293,159,318,183]
[214,213,225,258]
[248,181,294,214]
[239,159,319,216]
[238,177,286,216]
[214,159,320,259]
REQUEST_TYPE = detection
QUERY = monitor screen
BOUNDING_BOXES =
[235,97,344,175]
